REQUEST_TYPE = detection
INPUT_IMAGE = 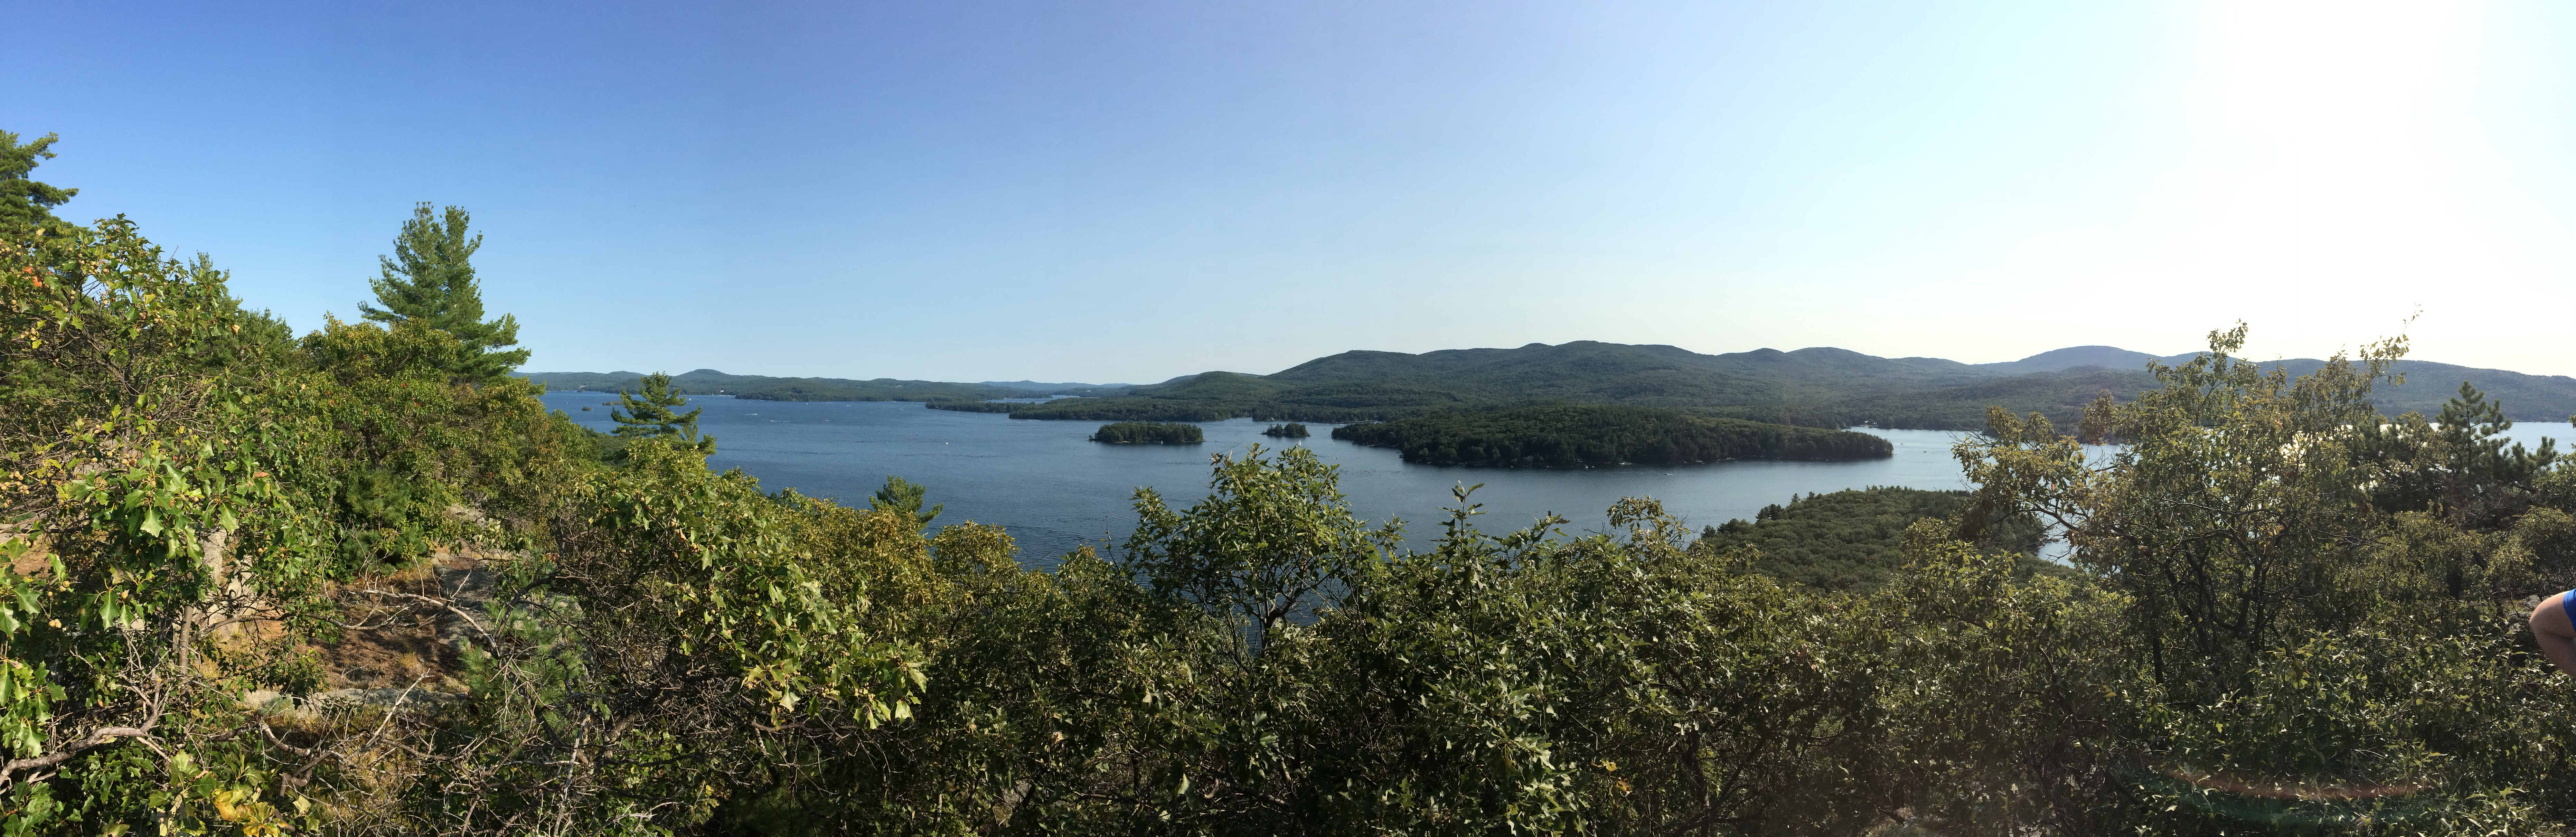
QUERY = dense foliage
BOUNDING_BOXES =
[11,137,2576,835]
[1331,404,1893,466]
[1260,422,1309,438]
[1089,421,1204,444]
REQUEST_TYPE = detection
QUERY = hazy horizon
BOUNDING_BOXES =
[519,339,2576,388]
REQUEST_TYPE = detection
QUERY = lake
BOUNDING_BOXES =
[540,393,2572,567]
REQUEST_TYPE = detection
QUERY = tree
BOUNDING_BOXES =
[358,203,530,383]
[611,372,715,453]
[0,131,76,232]
[1961,324,2403,694]
[867,476,942,530]
[1123,444,1400,656]
[2357,381,2559,528]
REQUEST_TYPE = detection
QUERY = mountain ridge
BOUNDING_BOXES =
[526,342,2576,429]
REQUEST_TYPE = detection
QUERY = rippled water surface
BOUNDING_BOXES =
[546,393,2566,567]
[546,393,1981,564]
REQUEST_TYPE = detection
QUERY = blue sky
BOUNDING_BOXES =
[10,1,2575,382]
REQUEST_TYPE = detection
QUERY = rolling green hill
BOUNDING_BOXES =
[990,341,2163,428]
[987,342,2576,429]
[542,342,2576,430]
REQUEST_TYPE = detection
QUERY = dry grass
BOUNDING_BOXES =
[311,548,489,693]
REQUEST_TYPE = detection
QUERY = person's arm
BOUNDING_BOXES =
[2531,594,2576,676]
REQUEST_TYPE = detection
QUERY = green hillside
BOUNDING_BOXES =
[991,341,2162,428]
[2274,358,2576,422]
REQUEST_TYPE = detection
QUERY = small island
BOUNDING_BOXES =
[1091,421,1205,444]
[1261,422,1311,438]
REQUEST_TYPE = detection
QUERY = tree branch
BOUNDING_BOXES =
[0,725,155,788]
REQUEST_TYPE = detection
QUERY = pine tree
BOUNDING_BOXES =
[0,131,77,232]
[359,203,531,383]
[611,372,716,453]
[868,476,943,530]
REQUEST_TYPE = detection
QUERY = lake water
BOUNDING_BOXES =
[540,393,2573,568]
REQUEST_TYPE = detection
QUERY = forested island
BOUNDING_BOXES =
[1331,404,1892,466]
[1262,422,1311,438]
[1692,486,2070,592]
[16,132,2576,833]
[1090,421,1205,444]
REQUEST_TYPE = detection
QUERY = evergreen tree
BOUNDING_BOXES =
[868,475,943,530]
[2357,381,2558,526]
[611,372,715,453]
[0,131,77,232]
[358,202,530,383]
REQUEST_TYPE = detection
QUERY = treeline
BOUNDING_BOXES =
[1331,404,1893,466]
[954,345,2174,429]
[922,400,1019,413]
[1688,404,1862,429]
[532,331,2576,432]
[1090,421,1204,444]
[17,134,2576,833]
[997,374,1473,423]
[985,376,2136,432]
[1824,366,2165,430]
[524,369,1033,402]
[1009,398,1237,422]
[731,380,1007,401]
[1262,422,1310,438]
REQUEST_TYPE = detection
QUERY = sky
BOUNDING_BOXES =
[9,1,2575,382]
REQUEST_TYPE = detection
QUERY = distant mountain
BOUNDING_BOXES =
[522,370,651,391]
[1942,348,2576,421]
[519,369,1033,403]
[1965,346,2178,375]
[532,343,2576,431]
[2264,358,2576,422]
[990,341,2576,430]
